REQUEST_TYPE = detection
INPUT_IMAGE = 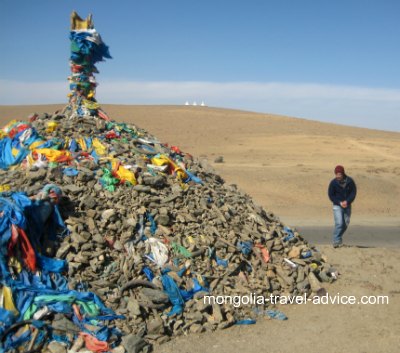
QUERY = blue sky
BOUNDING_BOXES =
[1,0,399,131]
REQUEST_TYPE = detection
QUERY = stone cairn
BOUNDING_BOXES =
[0,12,336,353]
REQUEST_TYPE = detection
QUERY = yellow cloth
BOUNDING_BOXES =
[111,160,137,185]
[2,119,18,134]
[26,154,35,167]
[82,99,99,110]
[8,256,22,273]
[1,286,19,316]
[45,121,58,133]
[92,138,107,155]
[77,138,88,152]
[34,148,71,162]
[70,11,93,30]
[151,155,188,181]
[151,155,170,167]
[29,140,45,150]
[0,184,11,192]
[11,148,19,157]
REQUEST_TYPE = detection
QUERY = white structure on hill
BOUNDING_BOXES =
[183,101,206,106]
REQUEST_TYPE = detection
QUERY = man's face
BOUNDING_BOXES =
[335,172,344,180]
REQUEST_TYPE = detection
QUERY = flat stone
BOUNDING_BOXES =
[127,299,141,316]
[161,193,181,204]
[87,217,97,231]
[141,288,169,304]
[121,334,147,353]
[28,169,47,183]
[102,209,116,221]
[288,246,301,259]
[63,184,83,194]
[146,317,164,335]
[82,195,97,209]
[155,214,170,226]
[47,341,67,353]
[189,323,204,333]
[111,346,126,353]
[212,303,224,323]
[133,185,151,193]
[71,231,90,245]
[51,315,80,333]
[196,298,212,312]
[142,176,166,187]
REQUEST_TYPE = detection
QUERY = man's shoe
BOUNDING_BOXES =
[333,243,344,248]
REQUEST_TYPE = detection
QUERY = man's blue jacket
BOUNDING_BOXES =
[328,176,357,206]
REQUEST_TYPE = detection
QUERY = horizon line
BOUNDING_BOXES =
[1,79,399,132]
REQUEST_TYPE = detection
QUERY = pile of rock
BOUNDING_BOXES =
[0,12,337,353]
[0,112,336,350]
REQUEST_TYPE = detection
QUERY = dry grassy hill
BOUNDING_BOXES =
[1,104,399,227]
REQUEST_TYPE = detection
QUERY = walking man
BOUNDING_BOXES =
[328,165,357,248]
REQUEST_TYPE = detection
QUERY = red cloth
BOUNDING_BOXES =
[171,146,182,154]
[8,124,30,138]
[255,244,270,263]
[71,64,84,73]
[80,333,110,353]
[105,131,118,139]
[8,225,37,272]
[29,114,38,122]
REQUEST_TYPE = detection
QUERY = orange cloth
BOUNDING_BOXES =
[34,149,72,163]
[80,333,109,353]
[255,244,270,263]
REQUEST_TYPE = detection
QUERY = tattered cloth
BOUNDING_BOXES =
[0,191,123,352]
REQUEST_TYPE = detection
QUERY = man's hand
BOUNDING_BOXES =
[340,201,348,208]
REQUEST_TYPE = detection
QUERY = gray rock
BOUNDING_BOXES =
[212,304,224,323]
[146,317,164,334]
[121,334,148,353]
[28,169,47,183]
[133,185,151,193]
[102,209,116,221]
[143,175,166,187]
[161,193,181,204]
[71,231,91,245]
[112,346,126,353]
[127,299,141,316]
[62,184,83,194]
[82,195,97,209]
[141,288,169,304]
[51,315,80,333]
[155,214,170,226]
[47,341,67,353]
